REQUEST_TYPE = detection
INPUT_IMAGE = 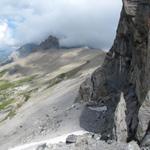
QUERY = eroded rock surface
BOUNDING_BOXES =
[36,133,140,150]
[78,0,150,146]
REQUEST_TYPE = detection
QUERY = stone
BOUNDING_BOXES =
[92,133,101,140]
[36,143,48,150]
[137,93,150,142]
[127,141,140,150]
[46,133,133,150]
[66,134,77,144]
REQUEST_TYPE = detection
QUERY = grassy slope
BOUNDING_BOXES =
[0,48,105,122]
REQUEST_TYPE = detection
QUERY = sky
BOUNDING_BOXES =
[0,0,122,51]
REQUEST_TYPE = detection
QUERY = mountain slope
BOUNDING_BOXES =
[0,48,106,150]
[16,44,38,58]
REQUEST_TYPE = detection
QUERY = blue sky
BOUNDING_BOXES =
[0,0,122,50]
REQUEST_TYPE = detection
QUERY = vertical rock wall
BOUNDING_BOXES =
[78,0,150,145]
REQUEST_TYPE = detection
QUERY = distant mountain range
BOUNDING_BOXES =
[0,35,60,66]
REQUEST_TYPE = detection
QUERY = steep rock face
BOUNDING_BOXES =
[78,0,150,145]
[15,36,60,58]
[39,35,59,50]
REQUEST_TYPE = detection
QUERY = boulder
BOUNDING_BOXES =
[66,134,77,144]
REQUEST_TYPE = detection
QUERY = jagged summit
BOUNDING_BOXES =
[16,35,59,58]
[39,35,59,50]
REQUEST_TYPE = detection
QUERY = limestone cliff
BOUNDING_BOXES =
[78,0,150,146]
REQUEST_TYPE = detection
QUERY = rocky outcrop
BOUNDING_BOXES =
[114,93,128,142]
[39,35,59,50]
[16,36,59,58]
[78,0,150,146]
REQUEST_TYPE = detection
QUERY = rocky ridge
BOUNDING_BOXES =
[39,35,59,50]
[16,35,59,58]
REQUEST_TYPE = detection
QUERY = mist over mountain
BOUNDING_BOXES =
[16,35,59,58]
[0,0,122,50]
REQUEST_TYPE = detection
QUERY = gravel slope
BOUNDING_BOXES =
[0,48,105,150]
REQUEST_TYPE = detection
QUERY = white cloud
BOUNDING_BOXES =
[0,0,122,50]
[0,22,7,41]
[0,20,16,49]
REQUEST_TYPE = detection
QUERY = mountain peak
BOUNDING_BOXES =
[16,35,60,58]
[39,35,59,50]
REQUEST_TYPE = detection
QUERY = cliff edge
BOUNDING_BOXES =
[78,0,150,147]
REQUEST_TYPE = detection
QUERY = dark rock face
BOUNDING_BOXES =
[66,134,77,144]
[39,35,59,50]
[16,36,59,57]
[78,0,150,146]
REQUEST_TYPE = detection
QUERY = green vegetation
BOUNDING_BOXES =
[0,75,37,123]
[0,80,13,90]
[0,63,87,121]
[0,75,36,91]
[0,99,15,110]
[46,62,87,89]
[46,72,73,89]
[14,75,36,85]
[47,76,62,88]
[20,91,31,102]
[0,90,34,122]
[0,69,8,77]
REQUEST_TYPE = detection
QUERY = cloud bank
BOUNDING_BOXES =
[0,0,122,50]
[0,20,15,49]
